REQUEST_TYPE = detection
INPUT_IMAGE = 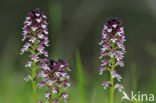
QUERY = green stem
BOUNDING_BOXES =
[49,86,53,103]
[32,61,37,103]
[110,73,114,103]
[110,57,115,103]
[31,32,38,103]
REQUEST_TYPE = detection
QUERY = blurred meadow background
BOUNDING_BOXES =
[0,0,156,103]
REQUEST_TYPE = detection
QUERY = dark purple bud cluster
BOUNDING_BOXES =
[38,58,70,103]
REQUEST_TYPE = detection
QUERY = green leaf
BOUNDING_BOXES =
[76,50,86,103]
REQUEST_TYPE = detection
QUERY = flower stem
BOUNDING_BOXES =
[110,73,114,103]
[32,61,37,103]
[110,57,115,103]
[31,35,37,103]
[49,86,53,103]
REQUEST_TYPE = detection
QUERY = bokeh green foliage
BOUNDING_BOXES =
[0,0,156,103]
[0,45,156,103]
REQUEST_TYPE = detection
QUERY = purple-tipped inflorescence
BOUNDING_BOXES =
[99,17,126,92]
[21,8,49,81]
[21,8,49,56]
[21,8,49,103]
[38,58,70,103]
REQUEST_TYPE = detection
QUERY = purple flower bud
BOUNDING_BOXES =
[35,13,40,17]
[118,60,124,67]
[37,32,44,39]
[31,25,38,31]
[53,98,58,102]
[115,51,123,61]
[52,86,58,94]
[37,72,42,77]
[99,51,105,59]
[41,58,48,63]
[61,92,68,101]
[20,42,31,54]
[24,74,31,81]
[110,49,115,57]
[99,67,106,75]
[101,59,108,66]
[38,100,43,103]
[43,50,48,57]
[111,36,117,43]
[42,39,49,46]
[20,48,27,54]
[45,90,50,100]
[43,29,48,35]
[25,61,32,67]
[41,24,47,29]
[37,45,44,53]
[23,43,30,48]
[112,70,122,81]
[39,81,46,88]
[36,18,42,23]
[29,36,36,43]
[48,79,55,86]
[31,55,38,61]
[102,81,109,89]
[115,84,124,92]
[101,43,110,51]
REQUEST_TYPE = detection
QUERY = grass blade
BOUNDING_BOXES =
[76,50,86,103]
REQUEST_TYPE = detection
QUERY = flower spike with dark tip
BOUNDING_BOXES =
[21,8,49,103]
[99,17,126,103]
[38,58,70,103]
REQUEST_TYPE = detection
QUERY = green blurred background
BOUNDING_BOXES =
[0,0,156,103]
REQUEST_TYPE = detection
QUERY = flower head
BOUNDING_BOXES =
[21,8,50,103]
[21,8,49,57]
[99,17,126,64]
[39,58,70,102]
[99,17,126,92]
[21,8,49,82]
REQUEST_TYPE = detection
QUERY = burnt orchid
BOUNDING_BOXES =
[20,8,49,103]
[99,17,126,103]
[38,58,70,103]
